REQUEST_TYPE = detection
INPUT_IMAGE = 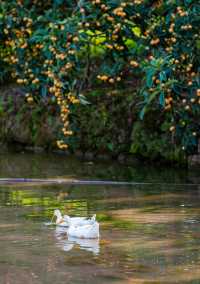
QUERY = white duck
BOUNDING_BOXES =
[52,209,96,227]
[67,221,99,239]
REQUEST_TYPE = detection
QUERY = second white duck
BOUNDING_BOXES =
[67,222,99,239]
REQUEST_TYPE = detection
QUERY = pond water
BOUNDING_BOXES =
[0,153,200,284]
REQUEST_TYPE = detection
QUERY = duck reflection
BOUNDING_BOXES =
[55,226,100,255]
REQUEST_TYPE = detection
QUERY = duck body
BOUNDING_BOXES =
[53,209,96,228]
[64,214,96,227]
[67,221,99,239]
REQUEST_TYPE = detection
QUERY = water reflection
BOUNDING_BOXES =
[0,152,191,184]
[55,226,100,255]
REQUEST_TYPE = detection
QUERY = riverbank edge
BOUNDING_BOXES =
[0,84,199,167]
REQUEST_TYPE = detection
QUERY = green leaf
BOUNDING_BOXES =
[78,94,90,105]
[139,105,147,120]
[159,91,165,107]
[41,86,47,97]
[107,143,113,151]
[146,68,155,87]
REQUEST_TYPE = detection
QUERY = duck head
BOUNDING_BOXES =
[54,209,62,218]
[52,209,63,224]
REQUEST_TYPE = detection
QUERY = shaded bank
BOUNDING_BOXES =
[0,85,199,166]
